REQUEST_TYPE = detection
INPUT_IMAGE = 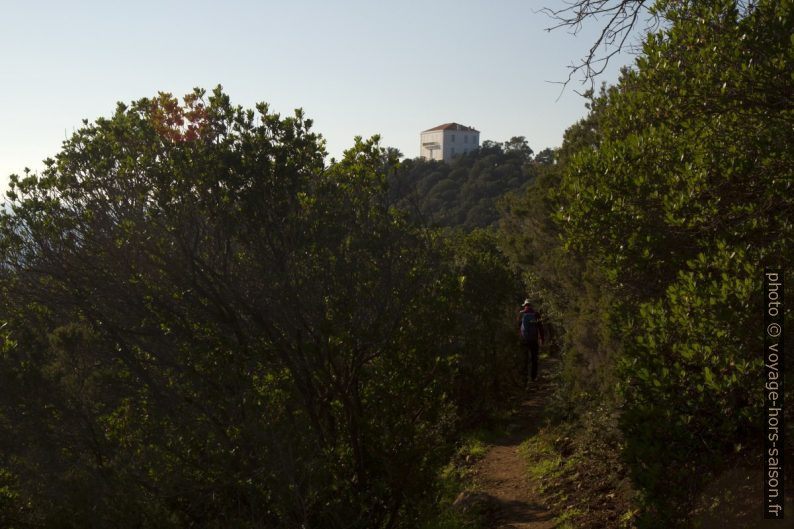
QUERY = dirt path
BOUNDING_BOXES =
[473,379,556,529]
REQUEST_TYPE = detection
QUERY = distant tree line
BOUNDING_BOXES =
[387,138,555,231]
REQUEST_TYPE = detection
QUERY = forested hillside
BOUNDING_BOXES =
[0,1,791,528]
[387,139,554,231]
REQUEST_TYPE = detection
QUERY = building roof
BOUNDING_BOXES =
[422,122,479,133]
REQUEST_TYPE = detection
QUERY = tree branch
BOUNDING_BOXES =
[541,0,657,92]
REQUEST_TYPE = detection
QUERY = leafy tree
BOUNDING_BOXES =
[0,87,464,528]
[389,139,547,231]
[504,0,792,526]
[503,136,534,160]
[445,229,525,423]
[498,86,624,403]
[551,0,793,525]
[533,147,556,166]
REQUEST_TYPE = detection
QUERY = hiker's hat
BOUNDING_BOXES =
[522,299,531,306]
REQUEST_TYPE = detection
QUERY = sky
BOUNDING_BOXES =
[0,0,639,192]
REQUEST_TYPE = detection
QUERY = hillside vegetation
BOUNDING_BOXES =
[500,0,793,525]
[387,138,554,231]
[0,1,791,528]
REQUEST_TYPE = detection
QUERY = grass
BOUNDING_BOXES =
[417,430,498,529]
[519,428,572,494]
[461,429,501,458]
[556,506,585,529]
[515,380,640,529]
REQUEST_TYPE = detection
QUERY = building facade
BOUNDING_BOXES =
[420,123,479,161]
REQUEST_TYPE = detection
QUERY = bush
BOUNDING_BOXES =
[0,88,462,528]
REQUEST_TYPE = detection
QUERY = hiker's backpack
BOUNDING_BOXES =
[520,311,539,342]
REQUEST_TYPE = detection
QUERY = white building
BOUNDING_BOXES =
[420,123,480,161]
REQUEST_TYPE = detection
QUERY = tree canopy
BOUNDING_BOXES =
[504,0,793,525]
[1,1,791,526]
[388,136,550,231]
[0,87,487,528]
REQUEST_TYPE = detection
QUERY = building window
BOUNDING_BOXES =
[464,135,468,144]
[451,147,456,155]
[451,134,455,142]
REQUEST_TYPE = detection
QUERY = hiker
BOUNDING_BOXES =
[518,299,544,387]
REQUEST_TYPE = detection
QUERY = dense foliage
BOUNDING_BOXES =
[387,138,552,231]
[2,1,791,527]
[503,0,793,525]
[0,89,524,528]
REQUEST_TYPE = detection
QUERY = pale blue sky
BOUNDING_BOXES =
[0,0,637,191]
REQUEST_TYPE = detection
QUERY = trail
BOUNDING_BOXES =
[472,375,556,529]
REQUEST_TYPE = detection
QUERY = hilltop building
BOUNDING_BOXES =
[420,123,479,161]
